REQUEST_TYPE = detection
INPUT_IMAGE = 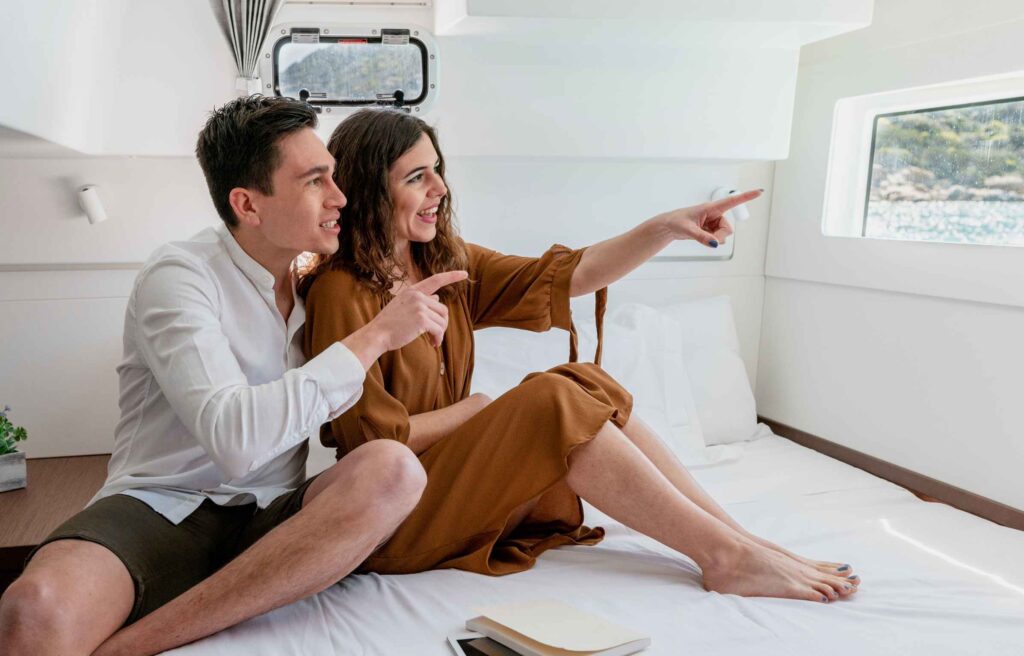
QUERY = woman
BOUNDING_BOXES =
[300,109,860,603]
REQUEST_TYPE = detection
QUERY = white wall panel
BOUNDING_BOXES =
[0,158,218,266]
[0,293,126,457]
[757,277,1024,510]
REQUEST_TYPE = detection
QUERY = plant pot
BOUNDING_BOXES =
[0,451,27,492]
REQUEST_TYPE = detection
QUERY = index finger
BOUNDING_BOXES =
[411,270,469,295]
[707,189,762,214]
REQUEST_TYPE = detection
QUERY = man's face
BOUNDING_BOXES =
[248,128,346,256]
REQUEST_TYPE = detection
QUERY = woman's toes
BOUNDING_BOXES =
[803,586,830,603]
[812,581,837,601]
[830,576,857,596]
[846,574,861,587]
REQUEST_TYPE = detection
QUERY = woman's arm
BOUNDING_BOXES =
[569,189,761,297]
[406,393,492,454]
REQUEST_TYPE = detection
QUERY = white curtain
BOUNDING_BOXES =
[209,0,285,95]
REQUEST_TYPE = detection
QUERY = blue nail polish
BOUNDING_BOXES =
[709,239,719,248]
[844,585,851,590]
[847,575,859,580]
[821,596,828,603]
[837,564,850,572]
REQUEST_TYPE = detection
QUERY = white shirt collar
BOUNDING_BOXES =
[215,223,277,292]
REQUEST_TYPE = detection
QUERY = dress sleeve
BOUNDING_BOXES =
[304,272,412,455]
[465,242,608,365]
[465,242,584,331]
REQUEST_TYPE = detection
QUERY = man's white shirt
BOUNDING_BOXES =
[92,224,366,524]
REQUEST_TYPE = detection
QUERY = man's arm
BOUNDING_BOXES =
[134,257,368,479]
[134,261,467,479]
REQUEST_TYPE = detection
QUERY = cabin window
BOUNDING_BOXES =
[862,96,1024,246]
[261,26,436,111]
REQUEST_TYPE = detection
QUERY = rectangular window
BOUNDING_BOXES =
[863,97,1024,246]
[270,29,430,107]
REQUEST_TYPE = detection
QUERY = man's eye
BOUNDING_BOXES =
[308,178,322,187]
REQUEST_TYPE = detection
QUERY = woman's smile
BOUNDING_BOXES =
[417,205,439,224]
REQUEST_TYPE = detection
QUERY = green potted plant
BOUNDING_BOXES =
[0,405,28,492]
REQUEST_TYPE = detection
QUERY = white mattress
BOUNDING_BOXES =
[168,428,1024,655]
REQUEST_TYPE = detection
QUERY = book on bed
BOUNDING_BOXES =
[465,600,651,656]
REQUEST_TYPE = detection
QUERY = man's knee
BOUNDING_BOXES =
[344,440,426,510]
[366,440,427,507]
[1,574,71,645]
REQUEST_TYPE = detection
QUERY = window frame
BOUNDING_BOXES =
[258,23,439,115]
[861,94,1024,242]
[821,73,1024,248]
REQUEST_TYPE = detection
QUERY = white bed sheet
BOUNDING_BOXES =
[168,429,1024,655]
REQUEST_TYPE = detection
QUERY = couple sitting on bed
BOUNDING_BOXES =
[0,96,859,656]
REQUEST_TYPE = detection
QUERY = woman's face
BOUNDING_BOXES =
[388,132,448,250]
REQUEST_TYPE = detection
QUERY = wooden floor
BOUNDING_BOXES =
[0,455,109,591]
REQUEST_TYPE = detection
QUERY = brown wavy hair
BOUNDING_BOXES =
[297,109,467,301]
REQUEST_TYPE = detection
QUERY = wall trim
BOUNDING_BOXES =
[0,262,143,272]
[759,416,1024,532]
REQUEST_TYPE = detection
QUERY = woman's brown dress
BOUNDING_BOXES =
[303,242,633,576]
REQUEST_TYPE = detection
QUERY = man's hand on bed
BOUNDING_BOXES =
[344,270,469,369]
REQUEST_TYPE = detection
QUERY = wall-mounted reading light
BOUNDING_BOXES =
[78,185,108,224]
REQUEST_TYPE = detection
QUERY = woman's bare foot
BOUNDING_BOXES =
[700,539,859,603]
[748,535,859,580]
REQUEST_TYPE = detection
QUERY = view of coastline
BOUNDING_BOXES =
[866,98,1024,246]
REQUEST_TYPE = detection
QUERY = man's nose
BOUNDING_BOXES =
[328,180,347,208]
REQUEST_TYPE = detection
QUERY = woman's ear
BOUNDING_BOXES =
[229,187,261,228]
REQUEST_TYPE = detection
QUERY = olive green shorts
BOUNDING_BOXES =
[27,478,318,625]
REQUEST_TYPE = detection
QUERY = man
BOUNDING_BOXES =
[0,95,466,656]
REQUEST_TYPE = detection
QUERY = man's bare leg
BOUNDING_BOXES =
[84,440,425,656]
[565,421,857,603]
[0,540,135,655]
[617,415,858,579]
[0,441,423,656]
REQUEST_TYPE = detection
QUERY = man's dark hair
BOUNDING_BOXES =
[195,95,318,227]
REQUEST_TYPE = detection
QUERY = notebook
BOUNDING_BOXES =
[465,600,651,656]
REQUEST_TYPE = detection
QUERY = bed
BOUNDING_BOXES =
[167,298,1024,655]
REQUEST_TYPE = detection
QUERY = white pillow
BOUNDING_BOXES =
[662,296,757,446]
[471,327,568,399]
[471,304,706,464]
[575,304,706,463]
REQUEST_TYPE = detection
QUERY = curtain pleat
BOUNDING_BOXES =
[209,0,285,86]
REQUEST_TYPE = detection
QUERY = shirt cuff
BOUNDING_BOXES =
[299,341,366,417]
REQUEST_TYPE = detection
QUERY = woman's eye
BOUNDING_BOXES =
[408,173,423,184]
[308,178,322,187]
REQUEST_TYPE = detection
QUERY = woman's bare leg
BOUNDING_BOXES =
[618,415,857,579]
[565,421,857,602]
